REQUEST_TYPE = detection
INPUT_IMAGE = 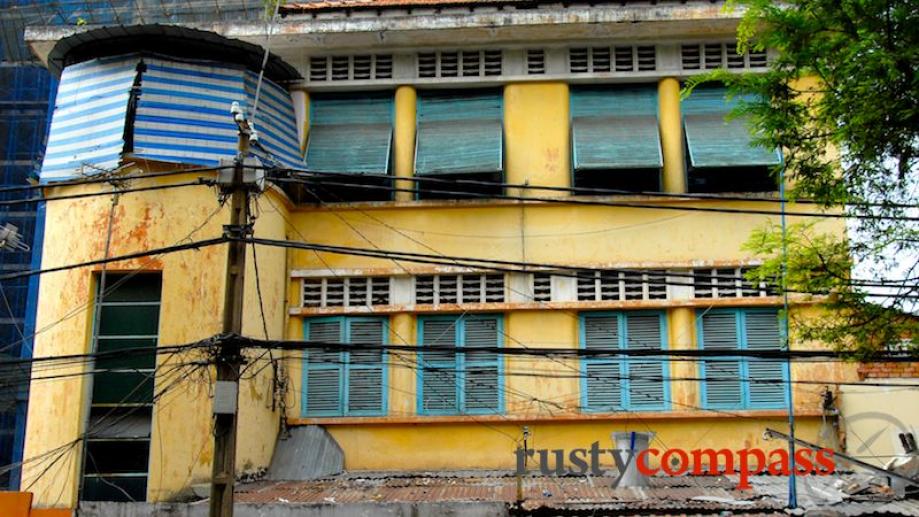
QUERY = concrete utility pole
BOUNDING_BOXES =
[209,102,254,517]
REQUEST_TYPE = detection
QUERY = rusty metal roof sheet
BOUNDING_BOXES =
[235,472,916,515]
[281,0,528,13]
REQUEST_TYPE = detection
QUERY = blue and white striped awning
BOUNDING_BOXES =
[40,53,304,181]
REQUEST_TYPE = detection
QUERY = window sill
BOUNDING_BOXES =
[288,408,821,426]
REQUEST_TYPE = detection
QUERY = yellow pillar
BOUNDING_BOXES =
[504,82,571,197]
[388,313,416,415]
[658,77,686,194]
[393,86,417,202]
[668,307,698,410]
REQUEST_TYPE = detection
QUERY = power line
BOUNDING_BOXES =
[235,335,914,362]
[279,169,919,211]
[0,165,228,195]
[239,236,919,299]
[271,174,919,223]
[0,237,227,282]
[0,179,213,208]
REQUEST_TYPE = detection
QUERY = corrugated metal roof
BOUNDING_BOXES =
[281,0,529,13]
[234,473,918,515]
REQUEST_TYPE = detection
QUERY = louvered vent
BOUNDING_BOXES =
[308,55,394,82]
[526,49,546,75]
[302,277,392,307]
[417,50,503,79]
[681,43,768,70]
[693,267,775,298]
[577,270,669,301]
[415,274,505,305]
[569,46,656,74]
[532,273,552,302]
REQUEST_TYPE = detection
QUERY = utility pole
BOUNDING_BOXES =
[209,102,255,517]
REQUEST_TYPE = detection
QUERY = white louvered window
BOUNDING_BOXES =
[302,277,392,308]
[569,46,656,74]
[577,270,669,301]
[415,274,505,305]
[417,50,503,79]
[681,43,768,71]
[526,49,546,75]
[308,55,394,82]
[692,268,774,299]
[532,273,552,302]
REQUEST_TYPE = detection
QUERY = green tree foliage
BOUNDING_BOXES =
[688,0,918,357]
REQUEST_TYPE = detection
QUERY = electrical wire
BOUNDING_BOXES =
[272,174,919,223]
[277,169,919,210]
[239,236,919,299]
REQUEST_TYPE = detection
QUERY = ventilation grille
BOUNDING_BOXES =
[577,270,668,302]
[302,277,391,307]
[532,273,552,302]
[569,46,656,74]
[417,50,503,79]
[526,49,546,75]
[416,274,505,305]
[308,55,393,82]
[681,43,768,71]
[692,267,775,298]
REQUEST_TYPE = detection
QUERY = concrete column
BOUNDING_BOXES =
[504,82,570,197]
[388,313,416,415]
[393,86,417,202]
[658,77,687,194]
[668,307,698,409]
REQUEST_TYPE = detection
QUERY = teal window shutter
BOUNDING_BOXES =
[700,311,744,408]
[303,317,388,416]
[303,319,344,415]
[418,315,502,415]
[743,310,787,408]
[582,315,622,411]
[415,91,503,175]
[419,318,459,413]
[699,308,787,409]
[306,94,393,174]
[345,318,387,415]
[623,313,667,410]
[571,86,662,170]
[683,87,782,168]
[461,317,500,412]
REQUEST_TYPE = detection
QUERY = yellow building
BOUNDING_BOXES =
[19,0,861,509]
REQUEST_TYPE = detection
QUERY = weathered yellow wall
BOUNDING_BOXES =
[327,418,825,471]
[22,171,290,506]
[504,83,571,196]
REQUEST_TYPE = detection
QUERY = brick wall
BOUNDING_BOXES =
[857,361,919,379]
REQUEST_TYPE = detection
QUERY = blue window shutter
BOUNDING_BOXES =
[303,319,344,415]
[415,92,503,175]
[306,94,393,174]
[683,87,782,168]
[700,311,743,408]
[462,317,500,413]
[582,314,622,411]
[345,319,386,414]
[743,310,786,408]
[571,87,662,170]
[624,313,666,410]
[419,318,459,413]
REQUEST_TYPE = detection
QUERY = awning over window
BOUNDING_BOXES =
[415,91,503,175]
[683,87,782,168]
[306,94,393,174]
[571,86,662,171]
